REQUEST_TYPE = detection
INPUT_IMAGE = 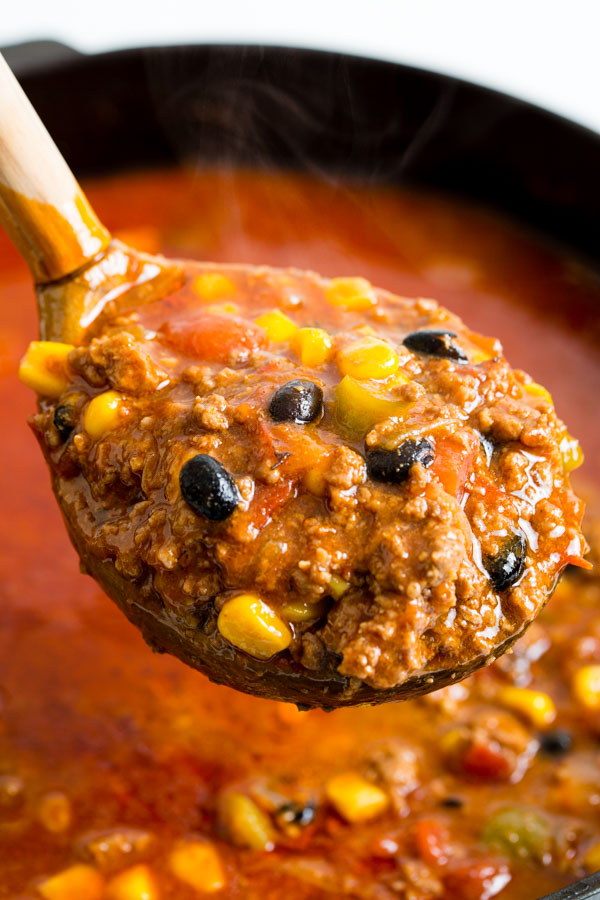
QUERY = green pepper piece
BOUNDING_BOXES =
[483,806,552,863]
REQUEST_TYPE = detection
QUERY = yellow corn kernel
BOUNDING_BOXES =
[192,272,236,301]
[38,864,105,900]
[37,791,72,833]
[584,841,600,873]
[470,348,492,364]
[168,839,226,893]
[497,686,557,728]
[303,470,326,496]
[328,575,350,599]
[334,374,413,439]
[217,593,292,659]
[255,309,298,342]
[206,302,240,315]
[325,772,389,824]
[106,864,158,900]
[303,456,330,497]
[325,277,377,311]
[290,328,333,367]
[523,381,553,404]
[572,665,600,710]
[440,727,467,755]
[282,597,329,623]
[84,391,125,439]
[220,792,275,851]
[82,828,155,871]
[336,338,399,380]
[560,432,584,473]
[18,341,74,398]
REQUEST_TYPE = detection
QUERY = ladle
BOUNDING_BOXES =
[0,53,538,708]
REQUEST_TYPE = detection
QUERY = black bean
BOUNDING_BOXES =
[484,532,527,592]
[366,438,435,484]
[403,330,468,362]
[53,403,76,442]
[440,796,464,809]
[179,454,240,522]
[276,801,316,827]
[269,379,323,424]
[538,729,573,756]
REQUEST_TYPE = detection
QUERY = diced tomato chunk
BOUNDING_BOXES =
[556,491,591,569]
[444,859,511,900]
[461,741,512,780]
[431,432,479,501]
[472,480,517,516]
[415,819,450,866]
[159,313,266,363]
[246,481,294,531]
[466,330,502,359]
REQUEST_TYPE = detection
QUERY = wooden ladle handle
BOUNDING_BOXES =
[0,53,110,283]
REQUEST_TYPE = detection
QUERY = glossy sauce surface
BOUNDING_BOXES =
[1,169,600,899]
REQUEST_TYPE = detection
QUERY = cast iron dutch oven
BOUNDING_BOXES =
[4,39,600,900]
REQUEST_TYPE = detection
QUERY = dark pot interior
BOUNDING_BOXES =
[4,40,600,268]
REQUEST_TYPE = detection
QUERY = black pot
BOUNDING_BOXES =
[4,39,600,900]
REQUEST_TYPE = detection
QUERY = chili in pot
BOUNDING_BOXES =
[2,167,599,898]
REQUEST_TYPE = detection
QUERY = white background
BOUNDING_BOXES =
[4,0,600,134]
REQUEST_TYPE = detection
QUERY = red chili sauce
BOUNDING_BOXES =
[1,169,599,899]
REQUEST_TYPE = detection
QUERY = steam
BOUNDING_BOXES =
[142,47,493,183]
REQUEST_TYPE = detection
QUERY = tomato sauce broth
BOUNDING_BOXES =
[1,169,599,898]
